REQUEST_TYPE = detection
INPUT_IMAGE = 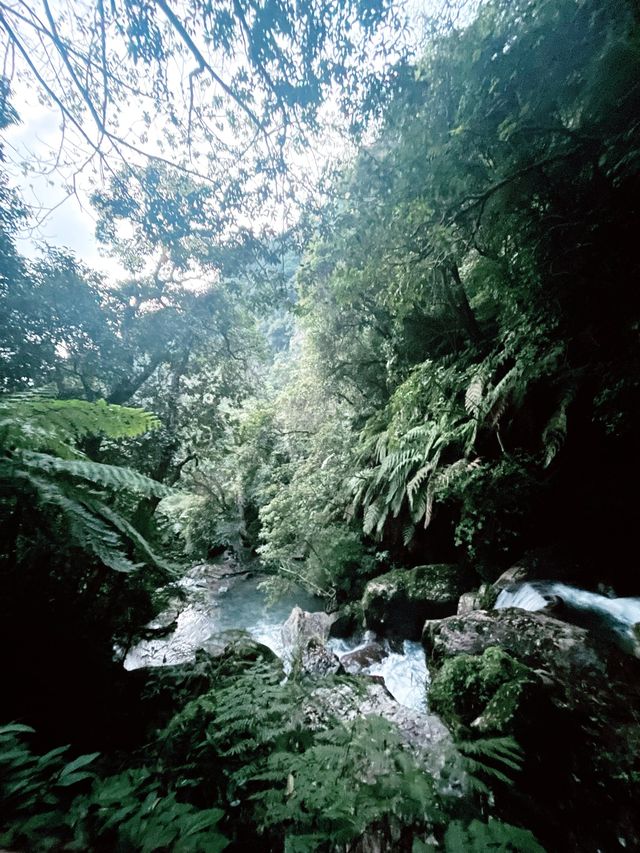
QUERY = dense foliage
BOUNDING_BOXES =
[1,0,639,849]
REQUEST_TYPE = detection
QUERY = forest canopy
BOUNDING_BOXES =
[1,0,639,850]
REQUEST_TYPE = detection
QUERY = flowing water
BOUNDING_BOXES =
[496,581,640,652]
[124,564,429,711]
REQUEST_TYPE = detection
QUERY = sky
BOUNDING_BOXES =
[4,97,129,279]
[1,0,465,283]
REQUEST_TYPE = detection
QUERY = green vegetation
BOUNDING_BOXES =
[429,647,538,737]
[1,0,639,848]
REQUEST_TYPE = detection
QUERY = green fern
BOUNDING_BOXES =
[541,388,574,468]
[19,451,170,498]
[444,817,545,852]
[457,737,523,796]
[0,392,175,576]
[0,393,160,459]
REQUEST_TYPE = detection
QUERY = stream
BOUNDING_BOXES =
[496,581,640,653]
[124,563,429,712]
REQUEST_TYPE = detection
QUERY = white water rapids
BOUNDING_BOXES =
[496,581,640,651]
[124,565,429,712]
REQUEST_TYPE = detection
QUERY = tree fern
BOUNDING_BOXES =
[0,393,160,459]
[12,468,144,573]
[0,392,175,576]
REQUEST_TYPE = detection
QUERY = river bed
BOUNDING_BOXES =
[124,563,429,711]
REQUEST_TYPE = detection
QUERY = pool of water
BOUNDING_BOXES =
[125,564,429,711]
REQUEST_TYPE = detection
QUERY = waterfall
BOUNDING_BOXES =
[496,581,640,652]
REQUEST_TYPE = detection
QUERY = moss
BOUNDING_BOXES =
[478,582,498,610]
[362,564,471,637]
[428,646,537,736]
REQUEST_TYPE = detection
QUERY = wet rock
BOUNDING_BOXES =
[281,606,338,653]
[423,608,605,686]
[339,642,387,674]
[299,638,342,676]
[492,564,531,593]
[422,607,640,853]
[457,583,497,615]
[362,564,472,639]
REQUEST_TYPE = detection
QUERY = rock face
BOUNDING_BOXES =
[299,638,342,676]
[281,608,341,675]
[423,607,640,852]
[362,564,470,639]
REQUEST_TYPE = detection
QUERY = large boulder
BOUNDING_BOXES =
[423,608,605,690]
[362,564,472,639]
[423,607,640,852]
[281,607,338,651]
[281,607,342,675]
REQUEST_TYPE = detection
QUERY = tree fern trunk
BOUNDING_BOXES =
[443,263,482,345]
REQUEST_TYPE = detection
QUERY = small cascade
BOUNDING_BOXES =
[328,636,429,712]
[125,565,430,711]
[495,584,551,612]
[496,581,640,652]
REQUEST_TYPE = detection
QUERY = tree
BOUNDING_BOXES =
[0,0,407,214]
[293,0,640,574]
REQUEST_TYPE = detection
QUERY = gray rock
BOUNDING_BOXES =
[423,608,605,684]
[339,642,387,674]
[305,677,456,784]
[457,583,496,615]
[299,638,342,676]
[281,606,338,654]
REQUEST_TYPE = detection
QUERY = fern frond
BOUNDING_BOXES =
[444,818,545,852]
[15,470,142,573]
[0,394,160,457]
[19,451,171,498]
[363,501,382,535]
[465,373,485,417]
[90,500,177,574]
[407,463,435,506]
[457,736,523,793]
[483,365,521,428]
[402,522,415,546]
[542,388,574,468]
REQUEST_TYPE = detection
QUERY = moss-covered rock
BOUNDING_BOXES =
[428,646,538,736]
[362,564,471,639]
[422,608,606,689]
[457,583,497,615]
